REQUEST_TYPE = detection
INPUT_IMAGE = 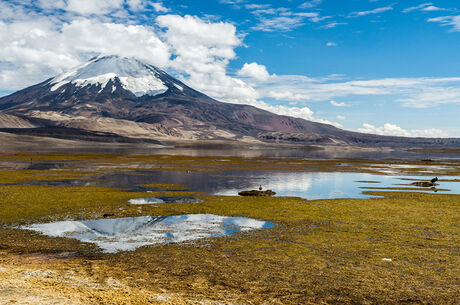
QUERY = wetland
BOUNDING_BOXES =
[0,150,459,304]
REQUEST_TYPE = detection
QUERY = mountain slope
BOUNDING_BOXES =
[0,113,37,128]
[0,55,458,148]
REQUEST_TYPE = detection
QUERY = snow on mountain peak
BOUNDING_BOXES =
[50,55,168,97]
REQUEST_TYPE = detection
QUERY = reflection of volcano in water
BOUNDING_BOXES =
[76,216,168,235]
[22,214,275,253]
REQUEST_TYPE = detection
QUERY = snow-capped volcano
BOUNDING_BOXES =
[1,55,459,148]
[50,55,182,97]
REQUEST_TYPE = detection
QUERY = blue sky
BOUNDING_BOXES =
[1,0,459,137]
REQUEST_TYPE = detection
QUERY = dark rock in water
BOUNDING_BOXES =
[411,181,438,187]
[128,196,201,205]
[238,190,276,197]
[103,213,115,218]
[158,196,201,203]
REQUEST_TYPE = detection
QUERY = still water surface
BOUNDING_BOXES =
[24,170,460,199]
[22,214,275,253]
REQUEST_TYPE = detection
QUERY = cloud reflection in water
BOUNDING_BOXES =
[22,214,275,253]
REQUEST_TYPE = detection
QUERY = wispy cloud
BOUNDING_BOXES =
[349,5,394,17]
[326,42,336,46]
[250,75,460,109]
[251,8,277,15]
[237,2,330,31]
[244,4,271,10]
[248,8,328,31]
[403,3,432,13]
[299,0,322,9]
[251,16,305,32]
[321,21,347,29]
[295,12,319,18]
[428,15,460,31]
[330,100,348,107]
[422,5,449,12]
[358,123,448,137]
[403,3,449,13]
[219,0,245,4]
[396,85,460,108]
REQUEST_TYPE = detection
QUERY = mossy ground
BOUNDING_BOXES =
[0,152,459,304]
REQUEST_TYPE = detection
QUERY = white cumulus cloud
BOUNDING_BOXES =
[65,0,124,15]
[237,63,270,81]
[156,14,245,101]
[126,0,147,11]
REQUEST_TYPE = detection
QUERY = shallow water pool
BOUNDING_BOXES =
[128,196,201,205]
[22,214,276,253]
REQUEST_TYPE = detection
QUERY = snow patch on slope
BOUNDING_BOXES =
[50,55,168,97]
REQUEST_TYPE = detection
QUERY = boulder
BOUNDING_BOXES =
[238,190,276,197]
